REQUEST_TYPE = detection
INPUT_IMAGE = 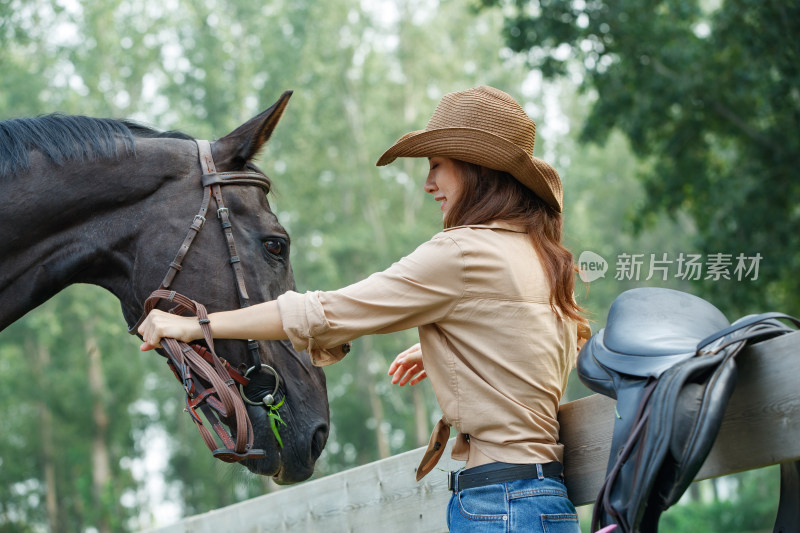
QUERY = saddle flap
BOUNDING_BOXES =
[663,356,738,503]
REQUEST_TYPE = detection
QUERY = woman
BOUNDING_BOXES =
[139,86,587,532]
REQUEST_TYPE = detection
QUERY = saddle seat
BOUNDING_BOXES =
[579,288,730,401]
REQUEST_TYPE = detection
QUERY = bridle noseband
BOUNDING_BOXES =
[129,139,281,462]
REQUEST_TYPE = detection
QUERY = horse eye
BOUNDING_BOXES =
[264,239,284,257]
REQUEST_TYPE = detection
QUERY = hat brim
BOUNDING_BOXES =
[376,127,562,212]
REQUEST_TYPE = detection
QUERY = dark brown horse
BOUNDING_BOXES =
[0,92,329,484]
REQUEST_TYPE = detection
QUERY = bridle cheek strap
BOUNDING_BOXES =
[196,140,263,371]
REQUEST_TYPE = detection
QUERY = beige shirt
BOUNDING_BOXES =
[277,221,579,478]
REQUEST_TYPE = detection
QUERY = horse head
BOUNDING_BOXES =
[125,92,329,483]
[0,91,329,484]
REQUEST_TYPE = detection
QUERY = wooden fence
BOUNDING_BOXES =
[144,330,800,533]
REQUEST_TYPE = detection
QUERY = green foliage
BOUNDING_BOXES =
[485,0,800,317]
[0,287,148,531]
[266,398,286,449]
[578,469,781,532]
[659,468,780,532]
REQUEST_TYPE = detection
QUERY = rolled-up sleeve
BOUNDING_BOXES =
[276,233,465,366]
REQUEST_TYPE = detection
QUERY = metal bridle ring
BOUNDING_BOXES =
[239,364,281,407]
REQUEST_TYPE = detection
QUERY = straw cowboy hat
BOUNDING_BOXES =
[376,85,563,212]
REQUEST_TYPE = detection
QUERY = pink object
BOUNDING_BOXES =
[594,526,618,533]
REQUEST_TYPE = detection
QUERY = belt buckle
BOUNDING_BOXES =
[448,471,456,492]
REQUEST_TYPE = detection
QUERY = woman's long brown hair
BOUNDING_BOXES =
[444,160,585,324]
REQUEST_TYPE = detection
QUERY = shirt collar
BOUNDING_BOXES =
[442,220,527,234]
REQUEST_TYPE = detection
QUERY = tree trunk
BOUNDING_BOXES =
[85,319,112,533]
[360,337,390,460]
[29,338,64,533]
[368,376,391,459]
[710,477,720,502]
[412,386,429,448]
[689,479,701,502]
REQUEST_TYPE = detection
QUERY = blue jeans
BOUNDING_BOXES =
[447,472,579,532]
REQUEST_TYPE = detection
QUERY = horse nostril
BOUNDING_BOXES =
[310,424,329,461]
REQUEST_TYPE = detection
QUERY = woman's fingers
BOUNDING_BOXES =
[137,309,199,348]
[396,364,426,386]
[389,343,427,386]
[389,343,418,375]
[392,363,417,385]
[408,370,427,386]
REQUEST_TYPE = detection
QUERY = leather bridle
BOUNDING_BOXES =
[129,139,280,462]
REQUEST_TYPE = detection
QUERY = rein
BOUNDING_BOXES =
[129,139,280,462]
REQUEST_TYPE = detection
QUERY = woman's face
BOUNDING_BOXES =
[424,156,462,218]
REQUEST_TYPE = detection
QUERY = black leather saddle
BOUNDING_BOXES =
[578,287,800,532]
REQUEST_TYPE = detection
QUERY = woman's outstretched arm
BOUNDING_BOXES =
[138,300,288,351]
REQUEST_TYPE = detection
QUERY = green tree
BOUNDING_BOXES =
[0,3,181,529]
[483,0,800,317]
[0,287,149,532]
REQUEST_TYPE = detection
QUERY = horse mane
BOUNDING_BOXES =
[0,113,194,178]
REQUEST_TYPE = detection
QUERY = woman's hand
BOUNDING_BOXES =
[388,343,427,386]
[138,309,202,351]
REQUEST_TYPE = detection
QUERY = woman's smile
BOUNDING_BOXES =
[425,156,462,217]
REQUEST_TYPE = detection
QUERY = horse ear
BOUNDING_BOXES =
[211,90,293,169]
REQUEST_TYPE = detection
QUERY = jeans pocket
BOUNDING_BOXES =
[448,485,510,532]
[456,484,508,521]
[505,478,579,532]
